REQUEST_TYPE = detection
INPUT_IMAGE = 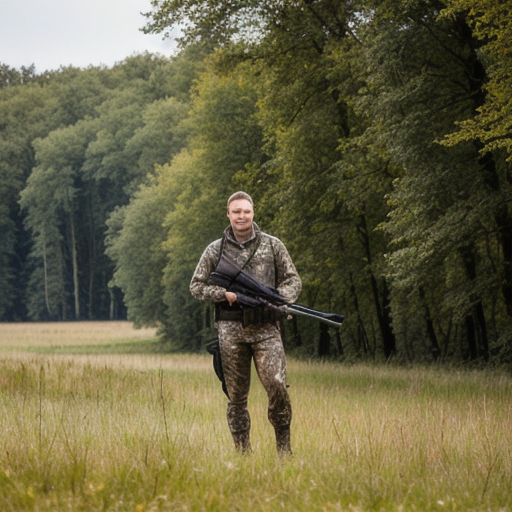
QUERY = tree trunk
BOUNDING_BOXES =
[380,281,396,359]
[460,244,489,360]
[109,285,114,320]
[350,272,370,357]
[419,287,441,361]
[70,213,80,320]
[475,301,489,361]
[371,271,395,359]
[290,315,302,347]
[358,213,396,359]
[465,314,478,360]
[88,269,94,320]
[318,323,331,357]
[87,197,96,320]
[335,328,343,357]
[457,14,512,321]
[42,230,51,316]
[195,307,203,351]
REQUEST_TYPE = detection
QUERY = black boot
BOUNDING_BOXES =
[275,426,292,456]
[232,430,252,454]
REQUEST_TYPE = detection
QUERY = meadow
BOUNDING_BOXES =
[0,322,511,511]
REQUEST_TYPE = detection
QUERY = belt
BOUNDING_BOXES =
[217,309,243,321]
[215,302,280,326]
[215,302,243,322]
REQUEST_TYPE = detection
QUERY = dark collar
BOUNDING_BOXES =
[224,222,261,246]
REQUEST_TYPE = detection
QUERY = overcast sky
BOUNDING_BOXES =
[0,0,178,72]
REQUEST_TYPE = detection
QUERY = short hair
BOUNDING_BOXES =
[227,191,253,209]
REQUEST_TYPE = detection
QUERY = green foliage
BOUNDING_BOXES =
[7,52,201,322]
[144,0,273,47]
[441,0,512,160]
[0,83,63,319]
[357,0,512,360]
[0,63,42,86]
[105,163,186,329]
[108,61,266,345]
[211,0,398,358]
[138,0,512,363]
[3,1,512,365]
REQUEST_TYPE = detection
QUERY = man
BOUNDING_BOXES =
[190,191,302,455]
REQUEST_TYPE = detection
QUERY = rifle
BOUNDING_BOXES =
[205,338,229,398]
[210,257,344,328]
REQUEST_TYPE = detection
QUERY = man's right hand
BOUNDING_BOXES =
[225,291,238,306]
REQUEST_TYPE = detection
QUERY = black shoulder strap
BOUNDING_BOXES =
[269,236,278,288]
[217,235,227,265]
[215,232,262,290]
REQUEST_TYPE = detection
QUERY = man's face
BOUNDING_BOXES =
[227,199,254,241]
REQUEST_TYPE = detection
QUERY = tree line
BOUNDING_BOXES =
[1,0,511,366]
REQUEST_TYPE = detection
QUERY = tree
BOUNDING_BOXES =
[0,63,49,87]
[441,0,512,349]
[142,0,512,363]
[144,0,399,357]
[17,54,198,321]
[107,60,266,346]
[161,62,267,346]
[441,0,512,160]
[359,0,511,360]
[105,165,181,328]
[20,120,97,319]
[0,83,57,319]
[0,64,117,321]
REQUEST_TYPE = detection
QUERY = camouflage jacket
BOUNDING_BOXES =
[190,223,302,305]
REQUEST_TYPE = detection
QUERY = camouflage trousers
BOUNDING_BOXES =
[218,320,292,453]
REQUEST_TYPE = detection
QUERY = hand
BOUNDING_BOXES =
[225,291,238,306]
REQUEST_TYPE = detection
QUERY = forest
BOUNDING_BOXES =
[1,0,511,366]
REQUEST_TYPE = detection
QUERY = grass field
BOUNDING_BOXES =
[1,322,511,511]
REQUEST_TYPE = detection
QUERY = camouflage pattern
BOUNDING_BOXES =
[190,223,301,454]
[190,223,302,305]
[218,320,292,453]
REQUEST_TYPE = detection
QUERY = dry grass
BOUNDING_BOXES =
[1,322,512,511]
[0,321,212,372]
[0,321,158,347]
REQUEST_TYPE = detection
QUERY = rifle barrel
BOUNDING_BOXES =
[285,305,344,328]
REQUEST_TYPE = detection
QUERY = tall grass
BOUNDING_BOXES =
[1,322,511,511]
